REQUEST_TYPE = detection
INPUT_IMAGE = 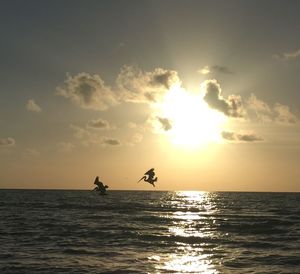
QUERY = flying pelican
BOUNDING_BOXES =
[138,168,158,187]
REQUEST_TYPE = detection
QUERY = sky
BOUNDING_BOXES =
[1,0,300,191]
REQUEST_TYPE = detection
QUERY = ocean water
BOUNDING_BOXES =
[0,190,299,273]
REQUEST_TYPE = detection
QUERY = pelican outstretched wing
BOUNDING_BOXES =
[138,176,146,183]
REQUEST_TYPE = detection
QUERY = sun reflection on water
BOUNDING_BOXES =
[155,191,219,273]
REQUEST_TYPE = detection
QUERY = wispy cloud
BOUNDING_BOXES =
[198,66,210,75]
[0,137,15,147]
[198,65,233,75]
[131,133,143,144]
[24,148,40,156]
[58,142,74,152]
[70,124,100,146]
[247,94,298,124]
[222,131,263,142]
[273,103,298,124]
[26,99,42,112]
[70,124,121,147]
[273,48,300,61]
[127,122,138,129]
[125,132,144,147]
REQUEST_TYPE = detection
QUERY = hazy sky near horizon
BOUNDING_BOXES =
[1,0,300,191]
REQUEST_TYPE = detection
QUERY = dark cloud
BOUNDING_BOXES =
[236,133,263,142]
[202,80,244,118]
[211,65,233,74]
[222,131,263,142]
[221,131,235,141]
[150,69,180,89]
[0,137,15,147]
[87,118,110,129]
[157,116,172,131]
[57,73,117,110]
[102,137,121,146]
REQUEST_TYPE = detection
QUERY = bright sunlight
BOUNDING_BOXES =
[154,85,227,148]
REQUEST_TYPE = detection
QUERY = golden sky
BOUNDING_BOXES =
[1,1,300,191]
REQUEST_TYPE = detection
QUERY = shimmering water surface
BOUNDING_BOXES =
[0,190,299,273]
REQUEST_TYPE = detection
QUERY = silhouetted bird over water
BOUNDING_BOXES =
[138,168,158,187]
[93,176,109,195]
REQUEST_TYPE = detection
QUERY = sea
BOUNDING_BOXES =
[0,190,299,274]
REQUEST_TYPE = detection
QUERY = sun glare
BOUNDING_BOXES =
[154,85,227,148]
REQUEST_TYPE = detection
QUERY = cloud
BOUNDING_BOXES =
[70,124,101,146]
[127,122,138,129]
[198,65,233,75]
[57,66,181,110]
[274,103,298,124]
[117,65,181,103]
[210,65,233,74]
[70,124,121,147]
[24,148,40,156]
[236,132,263,142]
[126,133,143,147]
[26,99,42,112]
[202,79,244,118]
[146,115,172,134]
[131,133,143,143]
[102,137,121,146]
[117,42,125,49]
[221,131,235,141]
[87,118,110,129]
[57,73,117,110]
[222,131,263,142]
[273,48,300,61]
[150,69,180,89]
[198,66,210,75]
[246,94,298,124]
[0,137,15,147]
[70,124,90,139]
[58,142,74,152]
[157,116,172,131]
[200,81,296,126]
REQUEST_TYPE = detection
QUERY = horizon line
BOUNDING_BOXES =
[0,188,299,193]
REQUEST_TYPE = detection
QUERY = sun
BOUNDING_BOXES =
[153,84,227,148]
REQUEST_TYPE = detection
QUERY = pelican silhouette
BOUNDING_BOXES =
[138,168,158,187]
[93,176,109,195]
